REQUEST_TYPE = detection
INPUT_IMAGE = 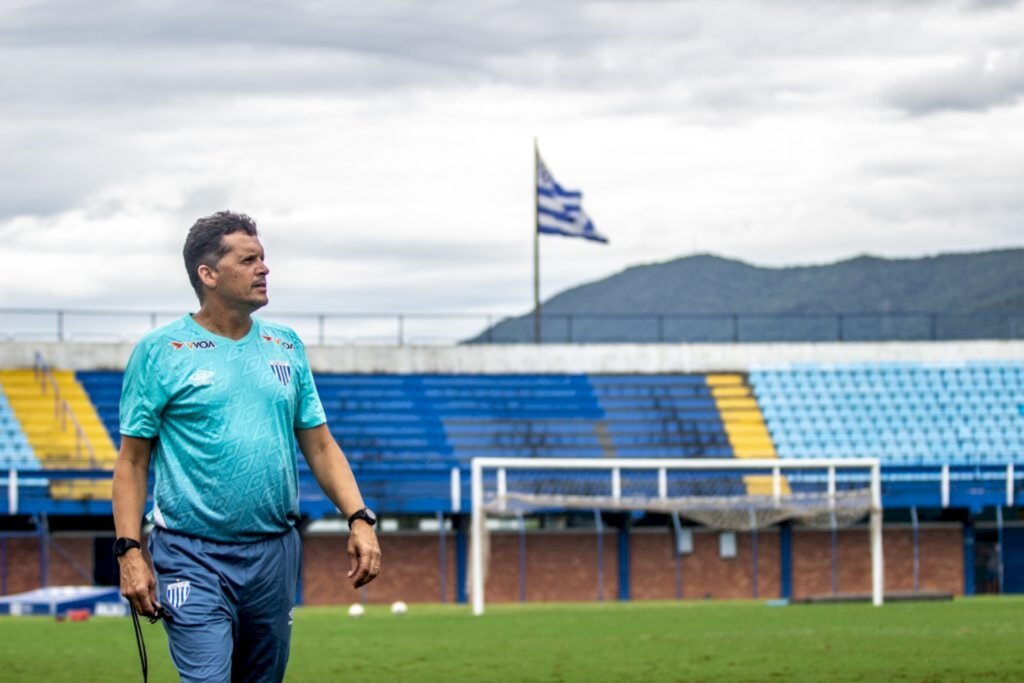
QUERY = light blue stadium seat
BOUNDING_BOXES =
[749,361,1024,469]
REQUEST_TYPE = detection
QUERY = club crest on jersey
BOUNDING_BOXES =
[166,580,191,608]
[270,360,292,386]
[261,334,295,350]
[169,340,217,351]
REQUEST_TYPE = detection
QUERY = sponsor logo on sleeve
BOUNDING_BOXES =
[169,340,217,351]
[270,360,292,386]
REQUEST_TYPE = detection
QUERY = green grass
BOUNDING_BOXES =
[1,598,1022,682]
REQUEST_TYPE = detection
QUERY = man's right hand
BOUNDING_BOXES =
[119,549,160,617]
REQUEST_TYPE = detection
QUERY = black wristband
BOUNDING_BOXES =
[113,537,142,558]
[347,507,377,528]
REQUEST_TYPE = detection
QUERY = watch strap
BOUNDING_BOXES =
[347,508,376,528]
[114,537,142,558]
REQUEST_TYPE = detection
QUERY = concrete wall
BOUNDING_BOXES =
[4,340,1023,373]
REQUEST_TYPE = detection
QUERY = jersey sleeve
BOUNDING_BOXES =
[119,338,170,439]
[293,340,327,430]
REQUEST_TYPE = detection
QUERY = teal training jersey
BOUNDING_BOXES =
[119,314,326,542]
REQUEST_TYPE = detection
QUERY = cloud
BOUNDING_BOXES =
[0,1,663,107]
[1,0,906,116]
[887,49,1024,114]
[1,0,1023,329]
[964,0,1022,10]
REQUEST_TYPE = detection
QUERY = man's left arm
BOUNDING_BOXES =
[297,424,381,588]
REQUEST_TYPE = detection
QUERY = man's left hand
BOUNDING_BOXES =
[347,521,381,588]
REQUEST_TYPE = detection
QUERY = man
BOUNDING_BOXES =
[112,211,380,682]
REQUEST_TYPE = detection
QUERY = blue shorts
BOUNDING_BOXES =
[149,527,301,683]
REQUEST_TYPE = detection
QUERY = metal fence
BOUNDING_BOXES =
[2,462,1019,516]
[0,308,499,346]
[1,307,1022,345]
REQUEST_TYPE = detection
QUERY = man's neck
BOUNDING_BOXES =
[192,303,254,341]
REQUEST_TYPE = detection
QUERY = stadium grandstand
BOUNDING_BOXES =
[1,327,1022,608]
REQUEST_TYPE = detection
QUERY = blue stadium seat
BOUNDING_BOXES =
[79,372,740,471]
[0,388,41,471]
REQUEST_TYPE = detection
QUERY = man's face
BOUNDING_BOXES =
[205,232,270,311]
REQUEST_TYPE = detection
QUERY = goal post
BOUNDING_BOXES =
[470,457,883,614]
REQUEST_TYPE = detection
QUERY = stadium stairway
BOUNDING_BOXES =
[0,367,116,500]
[707,373,790,497]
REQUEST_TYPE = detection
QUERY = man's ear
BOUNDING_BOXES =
[197,263,218,291]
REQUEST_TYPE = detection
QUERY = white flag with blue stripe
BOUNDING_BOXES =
[537,156,608,244]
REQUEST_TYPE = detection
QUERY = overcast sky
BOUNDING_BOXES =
[1,0,1023,341]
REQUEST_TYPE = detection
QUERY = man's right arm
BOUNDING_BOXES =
[112,435,159,616]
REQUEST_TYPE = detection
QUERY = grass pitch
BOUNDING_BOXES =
[1,598,1022,682]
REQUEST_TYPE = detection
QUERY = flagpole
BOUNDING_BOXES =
[533,138,541,345]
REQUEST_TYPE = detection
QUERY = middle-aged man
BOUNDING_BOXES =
[111,210,381,682]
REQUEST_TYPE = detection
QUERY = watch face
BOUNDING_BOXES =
[350,508,376,526]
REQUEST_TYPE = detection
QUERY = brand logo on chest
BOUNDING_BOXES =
[187,370,215,387]
[169,340,217,351]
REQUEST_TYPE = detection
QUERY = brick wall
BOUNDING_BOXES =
[0,525,965,603]
[0,535,96,593]
[299,524,962,604]
[302,532,457,605]
[484,531,619,603]
[902,527,963,593]
[3,538,42,594]
[685,529,776,600]
[47,536,94,586]
[630,528,782,601]
[791,526,962,598]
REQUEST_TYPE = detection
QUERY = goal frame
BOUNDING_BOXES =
[470,457,883,614]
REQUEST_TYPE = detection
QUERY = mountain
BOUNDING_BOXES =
[467,249,1024,343]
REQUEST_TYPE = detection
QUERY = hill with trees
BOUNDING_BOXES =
[468,249,1024,343]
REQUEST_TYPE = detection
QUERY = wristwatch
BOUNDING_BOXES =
[347,507,377,529]
[113,537,142,558]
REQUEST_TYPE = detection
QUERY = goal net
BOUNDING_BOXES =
[470,457,883,614]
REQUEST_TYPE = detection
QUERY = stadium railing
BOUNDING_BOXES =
[4,307,1024,345]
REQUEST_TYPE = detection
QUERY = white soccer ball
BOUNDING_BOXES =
[347,603,365,618]
[390,600,408,616]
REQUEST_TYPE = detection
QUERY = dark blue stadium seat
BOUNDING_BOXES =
[79,371,736,466]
